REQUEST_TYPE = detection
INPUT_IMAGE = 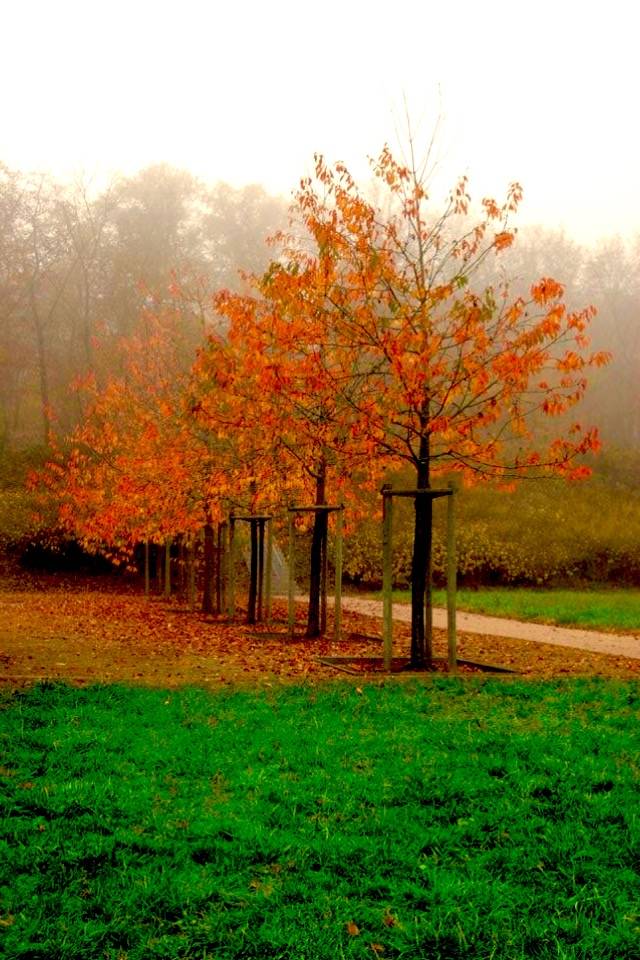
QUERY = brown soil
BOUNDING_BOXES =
[1,568,640,688]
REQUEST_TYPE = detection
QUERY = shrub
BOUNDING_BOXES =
[342,477,640,588]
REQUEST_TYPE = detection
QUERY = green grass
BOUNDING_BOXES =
[2,680,640,958]
[377,587,640,633]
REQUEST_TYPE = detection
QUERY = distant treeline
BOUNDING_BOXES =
[0,161,287,450]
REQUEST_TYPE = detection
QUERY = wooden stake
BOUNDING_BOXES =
[217,522,226,615]
[247,520,258,624]
[320,518,328,637]
[164,537,172,599]
[155,545,163,595]
[144,541,150,599]
[228,516,236,619]
[265,517,273,623]
[447,482,458,672]
[288,510,296,640]
[382,486,393,670]
[188,536,196,612]
[333,504,344,643]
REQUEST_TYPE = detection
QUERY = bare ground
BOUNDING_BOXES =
[2,567,640,687]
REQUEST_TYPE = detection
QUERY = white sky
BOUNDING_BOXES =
[1,0,636,244]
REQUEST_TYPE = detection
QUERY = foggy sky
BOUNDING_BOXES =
[2,0,636,244]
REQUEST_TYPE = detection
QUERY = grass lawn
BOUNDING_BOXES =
[2,679,640,958]
[381,587,640,633]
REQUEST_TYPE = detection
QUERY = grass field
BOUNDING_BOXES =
[2,679,640,958]
[384,587,640,633]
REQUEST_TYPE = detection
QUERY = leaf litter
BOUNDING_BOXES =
[2,571,640,687]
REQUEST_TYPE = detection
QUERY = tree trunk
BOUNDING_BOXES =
[411,433,433,668]
[306,462,327,638]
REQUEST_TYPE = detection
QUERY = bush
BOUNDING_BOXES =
[342,476,640,588]
[0,486,115,575]
[16,526,117,574]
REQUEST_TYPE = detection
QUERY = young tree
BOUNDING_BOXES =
[205,251,381,637]
[32,287,238,599]
[232,144,609,665]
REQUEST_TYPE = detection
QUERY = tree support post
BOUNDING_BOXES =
[265,517,274,624]
[188,535,196,612]
[177,538,186,601]
[247,520,258,624]
[288,509,296,640]
[217,522,226,615]
[164,537,172,600]
[382,485,393,671]
[381,486,457,672]
[228,516,236,619]
[155,547,163,596]
[256,519,267,622]
[144,541,150,599]
[333,505,344,644]
[447,482,458,672]
[228,515,272,624]
[202,523,215,615]
[319,522,328,636]
[288,504,344,642]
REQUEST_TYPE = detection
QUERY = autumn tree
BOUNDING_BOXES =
[232,143,608,666]
[203,246,381,637]
[32,286,244,605]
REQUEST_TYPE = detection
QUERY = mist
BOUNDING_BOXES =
[0,156,637,461]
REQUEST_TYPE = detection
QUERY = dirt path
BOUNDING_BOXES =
[338,597,640,660]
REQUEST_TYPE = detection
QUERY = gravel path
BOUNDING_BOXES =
[338,597,640,661]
